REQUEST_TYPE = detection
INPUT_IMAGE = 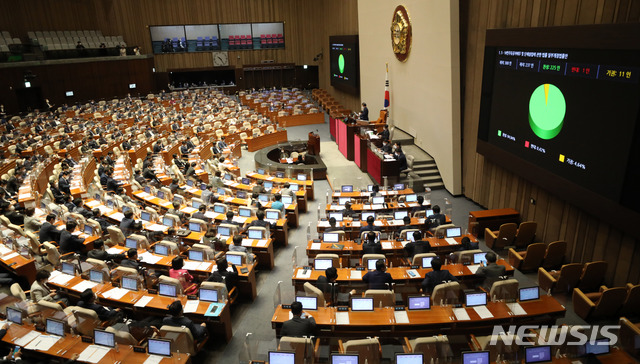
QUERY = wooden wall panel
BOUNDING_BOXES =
[461,0,640,285]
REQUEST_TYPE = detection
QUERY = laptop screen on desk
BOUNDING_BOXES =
[446,227,461,238]
[156,191,165,199]
[351,297,374,311]
[214,204,226,213]
[242,177,250,184]
[237,191,247,199]
[275,172,285,178]
[226,254,242,266]
[462,351,490,364]
[525,346,552,363]
[189,222,201,232]
[585,339,611,355]
[200,288,218,302]
[361,212,376,221]
[266,210,280,220]
[224,173,232,181]
[394,211,409,220]
[314,259,333,270]
[155,244,168,256]
[148,338,172,356]
[405,194,418,202]
[258,194,269,202]
[295,296,318,310]
[121,276,138,291]
[372,196,385,205]
[192,200,201,209]
[218,226,231,237]
[257,168,265,175]
[394,183,405,190]
[248,229,263,240]
[426,209,433,216]
[269,351,295,364]
[408,296,431,310]
[290,184,299,192]
[298,174,307,181]
[217,187,226,195]
[282,195,293,204]
[141,211,151,221]
[94,329,116,348]
[329,212,343,222]
[188,249,204,261]
[144,186,151,194]
[84,225,93,235]
[125,238,137,249]
[331,354,358,364]
[186,179,194,187]
[396,354,424,364]
[341,185,353,193]
[6,307,22,324]
[338,197,350,205]
[323,233,339,243]
[519,287,540,302]
[367,259,379,270]
[46,318,65,336]
[163,217,174,227]
[239,207,252,217]
[473,253,487,265]
[158,283,177,297]
[466,293,487,307]
[264,181,274,190]
[61,262,75,275]
[422,257,434,269]
[89,270,104,283]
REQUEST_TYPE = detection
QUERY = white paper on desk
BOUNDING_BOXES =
[381,242,393,250]
[106,247,123,254]
[350,270,362,279]
[453,308,471,321]
[15,331,41,346]
[98,206,112,215]
[373,220,384,226]
[474,305,494,319]
[418,218,426,224]
[182,261,200,271]
[103,287,128,300]
[184,300,199,313]
[296,269,312,279]
[400,241,409,248]
[233,216,248,224]
[204,211,217,219]
[110,212,125,221]
[136,192,150,198]
[78,345,111,364]
[72,280,98,292]
[139,252,162,264]
[336,312,350,325]
[467,264,481,274]
[256,239,268,247]
[0,244,12,255]
[241,239,253,247]
[507,302,527,316]
[134,296,154,308]
[317,221,329,227]
[351,221,361,227]
[146,223,169,232]
[24,334,60,351]
[143,354,164,364]
[2,252,18,260]
[266,176,274,181]
[445,238,458,245]
[85,200,100,208]
[198,262,212,271]
[49,273,74,285]
[394,310,409,324]
[310,243,322,250]
[182,207,197,214]
[328,205,340,211]
[389,220,404,226]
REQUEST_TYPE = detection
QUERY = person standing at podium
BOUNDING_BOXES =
[359,102,369,121]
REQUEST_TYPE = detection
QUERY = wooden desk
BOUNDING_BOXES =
[468,208,520,238]
[271,295,565,338]
[246,171,315,200]
[0,243,36,284]
[331,188,417,201]
[277,112,324,127]
[225,237,275,270]
[316,216,451,241]
[366,148,399,185]
[246,130,288,152]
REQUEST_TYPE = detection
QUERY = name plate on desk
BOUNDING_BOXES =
[356,267,365,271]
[281,304,291,309]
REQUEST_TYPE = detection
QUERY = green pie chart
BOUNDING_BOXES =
[529,83,566,140]
[338,54,345,74]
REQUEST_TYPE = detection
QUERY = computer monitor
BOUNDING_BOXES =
[148,338,172,357]
[121,276,138,291]
[192,200,201,209]
[257,168,265,175]
[290,184,299,192]
[297,173,307,181]
[394,183,405,190]
[140,211,151,222]
[465,292,487,307]
[163,216,174,227]
[199,288,219,302]
[422,257,434,269]
[295,296,318,310]
[338,197,350,205]
[214,204,226,213]
[314,259,333,270]
[328,212,343,222]
[188,222,201,232]
[46,318,65,336]
[282,195,293,204]
[186,179,194,187]
[188,249,204,261]
[84,225,93,235]
[61,261,75,275]
[89,269,104,283]
[226,254,242,266]
[350,297,374,311]
[519,287,540,302]
[218,226,231,237]
[241,177,250,184]
[396,353,424,364]
[248,229,263,240]
[473,253,487,265]
[406,233,416,242]
[341,185,353,193]
[394,211,409,220]
[266,210,280,220]
[525,346,552,363]
[323,233,339,243]
[94,329,116,348]
[407,296,431,310]
[361,211,376,221]
[155,244,169,256]
[585,339,611,355]
[200,183,207,191]
[224,173,233,180]
[405,194,418,202]
[106,199,114,208]
[158,283,177,297]
[462,351,490,364]
[6,307,22,324]
[372,196,385,205]
[275,171,285,178]
[144,186,151,194]
[237,191,248,199]
[446,227,462,238]
[426,209,434,216]
[269,351,295,364]
[331,354,359,364]
[367,185,374,192]
[367,259,379,270]
[258,194,269,202]
[125,238,137,249]
[217,187,226,195]
[238,207,252,217]
[156,190,165,199]
[264,181,274,190]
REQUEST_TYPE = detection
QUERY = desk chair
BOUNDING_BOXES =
[508,243,546,272]
[399,229,420,241]
[156,241,180,255]
[158,275,187,295]
[86,258,110,273]
[129,234,150,250]
[265,208,283,219]
[620,284,640,318]
[484,223,517,250]
[7,223,25,237]
[364,289,395,307]
[189,218,207,232]
[43,242,72,267]
[451,249,483,264]
[432,224,456,237]
[431,282,462,305]
[619,317,640,359]
[573,285,627,321]
[85,219,102,236]
[538,263,583,294]
[278,336,319,364]
[10,283,29,301]
[106,326,143,346]
[514,221,537,248]
[24,231,46,261]
[403,335,452,363]
[106,226,125,246]
[359,230,381,242]
[159,325,208,355]
[412,253,437,266]
[338,338,381,364]
[213,203,228,214]
[69,306,110,336]
[247,226,268,239]
[191,244,215,260]
[201,281,236,304]
[315,254,340,269]
[471,332,520,362]
[303,282,326,307]
[163,214,181,228]
[577,261,607,293]
[145,207,160,221]
[488,279,519,301]
[362,254,386,270]
[160,187,173,202]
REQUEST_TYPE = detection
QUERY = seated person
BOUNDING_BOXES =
[252,180,266,194]
[120,248,140,269]
[362,232,382,254]
[30,269,68,305]
[359,215,380,234]
[120,210,135,237]
[222,211,239,226]
[228,235,248,254]
[395,216,413,238]
[341,201,356,218]
[59,221,85,255]
[316,266,340,303]
[404,231,431,259]
[168,178,184,193]
[39,213,61,243]
[475,252,506,290]
[23,207,41,233]
[87,239,125,262]
[271,194,284,212]
[207,257,239,292]
[324,217,341,233]
[280,301,316,338]
[457,236,479,251]
[427,205,446,229]
[247,210,271,231]
[170,256,198,295]
[363,260,393,290]
[92,208,112,232]
[78,288,122,321]
[280,183,294,197]
[73,198,94,219]
[167,202,186,223]
[410,195,427,214]
[163,301,207,341]
[192,204,210,222]
[421,258,458,293]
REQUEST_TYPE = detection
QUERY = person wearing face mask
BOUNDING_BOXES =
[359,102,369,121]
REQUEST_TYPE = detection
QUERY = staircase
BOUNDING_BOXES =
[391,128,444,192]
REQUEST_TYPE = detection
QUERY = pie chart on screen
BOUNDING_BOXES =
[529,83,566,140]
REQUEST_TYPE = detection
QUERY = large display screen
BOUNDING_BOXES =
[329,35,359,94]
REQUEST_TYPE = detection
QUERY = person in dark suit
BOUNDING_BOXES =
[378,124,390,141]
[379,140,392,154]
[359,102,369,121]
[456,236,479,251]
[421,257,458,293]
[362,232,382,254]
[73,198,93,219]
[185,162,197,179]
[179,141,190,155]
[316,266,338,296]
[120,248,140,269]
[49,181,66,204]
[363,260,393,290]
[120,210,135,236]
[341,201,356,218]
[58,171,71,195]
[39,214,61,243]
[427,205,446,229]
[245,210,272,232]
[411,195,427,214]
[475,252,506,290]
[78,288,122,321]
[207,257,238,291]
[163,301,207,341]
[395,216,414,239]
[359,215,380,234]
[280,301,316,337]
[216,137,227,151]
[87,240,125,262]
[396,149,408,172]
[122,140,132,150]
[192,204,209,222]
[222,211,240,226]
[153,141,163,154]
[325,217,342,233]
[252,180,266,194]
[106,172,119,193]
[59,221,85,255]
[404,231,431,259]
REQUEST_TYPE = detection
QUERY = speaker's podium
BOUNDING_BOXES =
[307,132,320,155]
